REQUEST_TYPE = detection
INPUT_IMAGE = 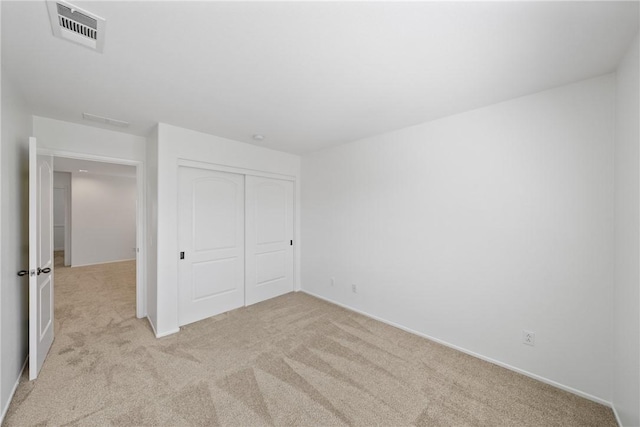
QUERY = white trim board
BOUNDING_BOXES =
[300,289,613,409]
[0,357,28,425]
[146,316,158,337]
[155,328,181,338]
[177,158,296,182]
[146,315,179,339]
[38,149,141,166]
[612,405,623,427]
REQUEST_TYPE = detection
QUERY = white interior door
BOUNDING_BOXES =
[178,167,245,326]
[245,176,294,306]
[29,137,54,380]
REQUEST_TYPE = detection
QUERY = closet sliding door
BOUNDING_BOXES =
[177,168,294,326]
[245,176,294,306]
[178,167,245,327]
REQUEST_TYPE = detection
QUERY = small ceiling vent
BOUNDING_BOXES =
[82,113,130,128]
[46,0,106,52]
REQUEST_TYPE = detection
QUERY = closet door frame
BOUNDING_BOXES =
[176,158,298,307]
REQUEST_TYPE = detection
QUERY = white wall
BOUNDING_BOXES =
[71,173,136,267]
[145,126,158,332]
[0,74,31,419]
[33,116,145,162]
[613,33,640,427]
[302,74,615,403]
[153,123,301,336]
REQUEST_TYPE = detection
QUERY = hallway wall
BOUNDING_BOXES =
[71,173,137,267]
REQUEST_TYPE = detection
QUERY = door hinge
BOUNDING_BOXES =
[180,251,185,260]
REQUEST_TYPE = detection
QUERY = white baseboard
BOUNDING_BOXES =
[300,289,613,409]
[612,404,623,427]
[0,357,28,425]
[71,258,136,268]
[146,315,179,338]
[147,315,158,336]
[155,327,180,338]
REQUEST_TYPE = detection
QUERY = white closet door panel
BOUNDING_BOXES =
[178,167,244,326]
[246,176,294,306]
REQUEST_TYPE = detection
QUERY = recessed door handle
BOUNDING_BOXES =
[37,267,51,275]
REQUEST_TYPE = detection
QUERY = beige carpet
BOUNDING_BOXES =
[4,258,616,426]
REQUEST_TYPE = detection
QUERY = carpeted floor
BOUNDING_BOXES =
[4,255,616,426]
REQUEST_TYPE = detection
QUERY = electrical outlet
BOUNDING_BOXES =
[351,284,357,293]
[330,277,335,286]
[522,330,535,346]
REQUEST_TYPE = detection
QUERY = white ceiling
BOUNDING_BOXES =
[3,1,638,154]
[54,157,136,177]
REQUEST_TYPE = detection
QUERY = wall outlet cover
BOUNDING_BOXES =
[522,330,535,346]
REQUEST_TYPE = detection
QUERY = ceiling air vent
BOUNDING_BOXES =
[82,113,130,128]
[46,0,106,52]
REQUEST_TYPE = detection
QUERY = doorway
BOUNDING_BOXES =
[53,174,70,267]
[42,150,146,319]
[27,139,146,380]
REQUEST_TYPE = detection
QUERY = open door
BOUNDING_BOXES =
[29,137,54,380]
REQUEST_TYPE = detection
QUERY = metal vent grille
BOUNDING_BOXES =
[47,1,106,52]
[58,15,97,40]
[57,3,97,40]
